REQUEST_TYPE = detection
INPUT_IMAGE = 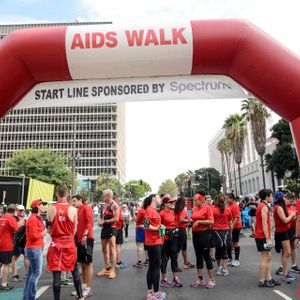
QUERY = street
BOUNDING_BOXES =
[1,225,299,300]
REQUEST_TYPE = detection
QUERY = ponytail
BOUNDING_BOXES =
[216,195,225,214]
[143,194,157,209]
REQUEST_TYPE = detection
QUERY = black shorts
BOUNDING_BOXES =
[13,247,25,257]
[213,230,231,249]
[0,251,14,264]
[101,226,118,240]
[116,229,123,245]
[177,228,187,252]
[232,228,241,243]
[76,239,94,263]
[288,228,295,241]
[255,238,270,252]
[275,231,290,253]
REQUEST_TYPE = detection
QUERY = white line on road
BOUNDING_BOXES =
[36,285,50,299]
[273,290,293,300]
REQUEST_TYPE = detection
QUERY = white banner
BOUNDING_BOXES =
[15,75,246,109]
[66,22,193,79]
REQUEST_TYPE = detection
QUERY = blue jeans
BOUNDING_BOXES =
[23,248,43,300]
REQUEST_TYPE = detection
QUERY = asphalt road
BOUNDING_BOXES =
[1,225,299,300]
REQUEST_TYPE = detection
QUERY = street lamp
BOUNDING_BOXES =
[20,173,25,205]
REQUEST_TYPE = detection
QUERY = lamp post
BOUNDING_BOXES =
[70,118,80,195]
[20,173,25,205]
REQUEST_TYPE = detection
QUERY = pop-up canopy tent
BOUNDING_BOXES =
[1,20,300,155]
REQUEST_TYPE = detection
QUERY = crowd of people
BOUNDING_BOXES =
[0,185,300,299]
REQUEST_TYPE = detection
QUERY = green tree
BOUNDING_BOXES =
[284,177,300,195]
[6,148,71,187]
[223,114,247,195]
[158,179,179,198]
[194,168,222,194]
[242,94,270,188]
[217,137,232,192]
[97,172,123,198]
[124,180,152,200]
[175,173,190,196]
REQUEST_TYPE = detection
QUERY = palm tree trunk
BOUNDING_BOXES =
[233,158,238,196]
[221,154,227,193]
[238,163,243,195]
[260,154,266,189]
[225,153,232,191]
[271,169,276,192]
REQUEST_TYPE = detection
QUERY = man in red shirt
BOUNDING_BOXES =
[71,194,94,298]
[0,204,24,290]
[225,193,242,267]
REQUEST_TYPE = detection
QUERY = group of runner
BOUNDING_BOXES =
[0,185,300,299]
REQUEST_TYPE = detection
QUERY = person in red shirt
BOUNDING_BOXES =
[212,195,233,276]
[71,194,94,298]
[190,191,215,289]
[23,199,47,300]
[174,196,194,270]
[273,191,296,284]
[133,199,148,268]
[47,185,84,300]
[226,193,242,267]
[144,194,166,300]
[255,189,280,287]
[159,196,182,288]
[0,204,24,291]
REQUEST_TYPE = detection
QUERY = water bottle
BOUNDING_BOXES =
[159,226,166,238]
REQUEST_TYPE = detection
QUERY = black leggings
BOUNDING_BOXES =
[192,230,213,270]
[161,239,178,273]
[147,245,161,293]
[52,264,83,300]
[125,224,129,238]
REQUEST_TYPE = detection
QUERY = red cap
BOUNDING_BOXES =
[194,194,205,202]
[31,199,47,208]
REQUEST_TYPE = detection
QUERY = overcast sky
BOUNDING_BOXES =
[1,0,300,191]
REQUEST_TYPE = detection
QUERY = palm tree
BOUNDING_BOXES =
[223,114,247,195]
[241,94,270,189]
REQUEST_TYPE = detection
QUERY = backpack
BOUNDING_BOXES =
[14,225,26,248]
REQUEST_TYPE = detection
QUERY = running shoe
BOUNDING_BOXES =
[222,269,230,276]
[133,262,144,268]
[183,262,195,269]
[147,290,153,300]
[11,275,22,282]
[83,288,93,298]
[231,260,240,267]
[286,273,296,281]
[205,280,216,289]
[190,279,206,288]
[173,277,183,288]
[108,270,116,279]
[275,266,283,276]
[176,267,182,272]
[149,291,167,300]
[281,275,292,284]
[216,266,223,276]
[291,265,300,274]
[60,278,72,286]
[117,262,128,270]
[160,278,174,288]
[0,285,14,291]
[96,268,111,277]
[269,279,281,286]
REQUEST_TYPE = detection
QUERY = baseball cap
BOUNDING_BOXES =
[274,191,284,203]
[31,199,47,208]
[17,204,25,210]
[102,189,113,197]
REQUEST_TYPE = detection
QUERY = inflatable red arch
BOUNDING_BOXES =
[1,19,300,155]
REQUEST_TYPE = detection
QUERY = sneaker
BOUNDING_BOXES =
[228,259,232,265]
[281,275,292,284]
[186,262,195,268]
[0,285,14,291]
[231,260,240,267]
[269,279,281,286]
[286,273,296,281]
[173,277,183,288]
[11,275,22,282]
[133,262,144,268]
[147,290,153,300]
[216,266,223,276]
[60,279,72,286]
[108,270,116,279]
[190,279,206,288]
[117,262,127,270]
[222,269,230,276]
[176,267,182,272]
[149,291,167,300]
[96,268,111,277]
[205,280,216,289]
[143,260,149,266]
[276,266,283,276]
[83,288,93,298]
[291,265,300,274]
[160,278,174,288]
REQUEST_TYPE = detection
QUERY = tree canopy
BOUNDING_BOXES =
[158,179,179,198]
[124,180,152,200]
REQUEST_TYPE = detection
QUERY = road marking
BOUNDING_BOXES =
[273,290,293,300]
[36,285,50,299]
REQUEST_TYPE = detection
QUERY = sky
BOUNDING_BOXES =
[1,0,300,191]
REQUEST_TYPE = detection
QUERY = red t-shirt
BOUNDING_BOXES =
[296,199,300,216]
[175,209,189,229]
[255,202,271,239]
[228,202,242,229]
[144,206,163,246]
[116,208,124,230]
[136,208,145,227]
[212,205,233,230]
[287,205,296,230]
[191,205,213,232]
[0,213,19,251]
[274,205,290,233]
[77,203,94,242]
[160,209,176,240]
[25,213,45,249]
